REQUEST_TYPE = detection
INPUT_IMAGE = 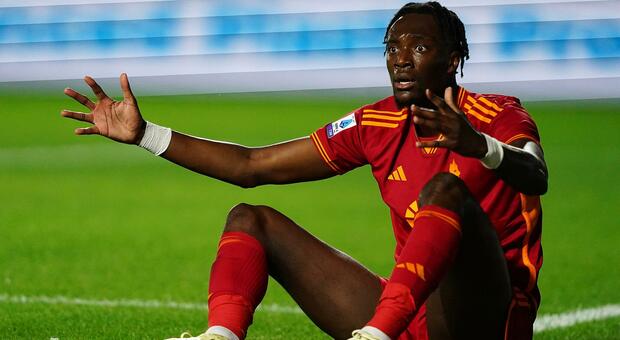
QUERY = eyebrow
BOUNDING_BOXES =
[386,34,430,43]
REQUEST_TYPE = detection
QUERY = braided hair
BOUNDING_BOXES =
[384,2,469,77]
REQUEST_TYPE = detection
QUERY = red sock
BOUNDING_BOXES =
[208,231,268,339]
[367,205,462,338]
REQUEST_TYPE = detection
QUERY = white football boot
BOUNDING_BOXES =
[165,326,239,340]
[348,326,391,340]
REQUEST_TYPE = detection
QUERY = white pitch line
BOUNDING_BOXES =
[0,293,302,314]
[1,294,618,332]
[533,304,620,332]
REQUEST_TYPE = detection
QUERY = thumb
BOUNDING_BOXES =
[120,73,136,103]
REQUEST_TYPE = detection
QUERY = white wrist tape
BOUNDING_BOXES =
[480,133,504,169]
[138,121,172,156]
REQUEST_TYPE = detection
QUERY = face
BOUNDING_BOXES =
[385,13,457,108]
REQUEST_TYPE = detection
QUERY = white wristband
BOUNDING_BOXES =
[479,133,504,169]
[138,121,172,156]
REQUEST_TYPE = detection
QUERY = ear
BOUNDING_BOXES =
[447,51,461,75]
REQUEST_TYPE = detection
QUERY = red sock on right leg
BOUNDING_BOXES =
[208,231,268,339]
[367,205,462,338]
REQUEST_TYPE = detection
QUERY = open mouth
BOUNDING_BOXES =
[393,81,416,90]
[392,73,417,91]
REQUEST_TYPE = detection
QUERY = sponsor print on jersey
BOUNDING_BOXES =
[327,112,356,138]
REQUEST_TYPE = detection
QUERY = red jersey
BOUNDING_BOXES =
[310,87,543,308]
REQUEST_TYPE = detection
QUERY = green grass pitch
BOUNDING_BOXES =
[0,89,618,339]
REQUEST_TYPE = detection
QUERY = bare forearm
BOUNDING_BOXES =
[158,131,334,188]
[161,131,258,188]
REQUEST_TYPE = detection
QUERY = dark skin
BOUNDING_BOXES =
[61,12,546,339]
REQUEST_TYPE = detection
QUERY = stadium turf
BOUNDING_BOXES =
[0,90,618,339]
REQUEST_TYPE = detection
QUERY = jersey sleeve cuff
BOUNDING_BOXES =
[310,131,343,174]
[503,133,539,145]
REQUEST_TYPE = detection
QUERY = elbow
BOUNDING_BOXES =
[529,179,548,196]
[237,178,259,189]
[235,157,264,189]
[535,165,549,195]
[523,169,548,196]
[539,177,548,195]
[233,166,261,188]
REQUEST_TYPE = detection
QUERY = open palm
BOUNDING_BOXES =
[62,73,145,144]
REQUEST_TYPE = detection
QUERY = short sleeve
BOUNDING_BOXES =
[488,99,541,145]
[310,110,367,174]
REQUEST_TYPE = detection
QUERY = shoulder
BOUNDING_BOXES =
[458,88,533,126]
[458,87,540,143]
[357,96,408,130]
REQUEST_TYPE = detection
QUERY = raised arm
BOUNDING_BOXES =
[411,87,548,196]
[61,74,335,188]
[161,133,334,188]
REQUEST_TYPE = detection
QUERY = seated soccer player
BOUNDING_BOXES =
[61,1,547,339]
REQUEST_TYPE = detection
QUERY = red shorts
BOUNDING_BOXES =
[379,278,537,340]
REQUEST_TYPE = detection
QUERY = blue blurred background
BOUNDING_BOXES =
[1,0,619,99]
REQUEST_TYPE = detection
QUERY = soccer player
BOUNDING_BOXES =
[61,2,547,339]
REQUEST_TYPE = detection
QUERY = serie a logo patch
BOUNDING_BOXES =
[327,112,356,138]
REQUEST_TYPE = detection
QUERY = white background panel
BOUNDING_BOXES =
[0,0,618,100]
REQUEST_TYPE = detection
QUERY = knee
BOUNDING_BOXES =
[419,172,470,212]
[224,203,265,238]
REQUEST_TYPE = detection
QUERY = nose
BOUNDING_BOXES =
[393,49,412,70]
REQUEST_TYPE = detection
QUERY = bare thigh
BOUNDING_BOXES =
[224,203,383,339]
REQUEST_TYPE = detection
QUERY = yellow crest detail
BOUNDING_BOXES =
[405,200,419,227]
[449,159,460,177]
[421,134,444,155]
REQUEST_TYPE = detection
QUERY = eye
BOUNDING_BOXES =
[415,45,427,53]
[387,45,397,54]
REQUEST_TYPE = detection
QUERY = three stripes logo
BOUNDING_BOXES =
[388,165,407,181]
[461,94,503,124]
[395,262,426,281]
[361,108,407,128]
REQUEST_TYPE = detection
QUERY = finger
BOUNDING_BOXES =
[75,126,100,135]
[425,88,449,113]
[64,88,96,110]
[416,139,448,148]
[411,104,440,120]
[84,75,109,101]
[119,73,136,103]
[61,110,94,123]
[413,114,441,130]
[444,87,460,113]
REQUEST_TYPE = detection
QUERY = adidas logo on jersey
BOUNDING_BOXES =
[388,166,407,181]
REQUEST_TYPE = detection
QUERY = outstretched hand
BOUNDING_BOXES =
[61,73,145,144]
[412,87,487,159]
